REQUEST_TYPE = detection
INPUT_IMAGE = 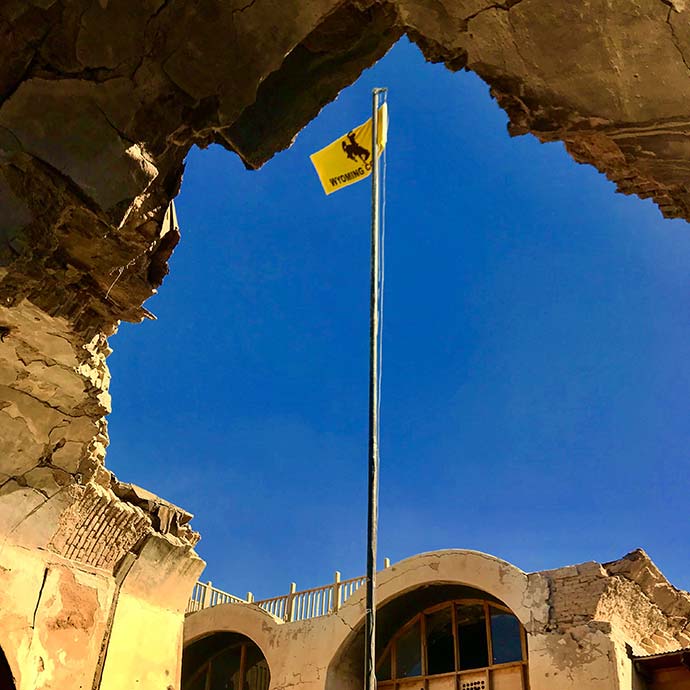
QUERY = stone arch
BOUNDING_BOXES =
[184,603,281,681]
[326,550,549,690]
[341,550,548,628]
[182,631,270,690]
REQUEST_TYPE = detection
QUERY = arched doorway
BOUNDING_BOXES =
[0,646,16,690]
[182,632,270,690]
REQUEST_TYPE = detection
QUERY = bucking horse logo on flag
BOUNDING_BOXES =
[310,102,388,194]
[342,131,372,171]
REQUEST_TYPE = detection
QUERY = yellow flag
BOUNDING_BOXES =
[310,103,388,195]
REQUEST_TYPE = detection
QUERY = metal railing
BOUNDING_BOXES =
[187,559,390,621]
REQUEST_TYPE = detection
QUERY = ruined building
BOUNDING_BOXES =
[183,549,690,690]
[1,1,690,689]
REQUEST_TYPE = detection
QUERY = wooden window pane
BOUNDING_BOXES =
[426,607,455,675]
[183,667,208,690]
[210,650,242,690]
[245,644,270,690]
[377,649,392,681]
[490,608,523,665]
[396,620,423,678]
[456,604,488,670]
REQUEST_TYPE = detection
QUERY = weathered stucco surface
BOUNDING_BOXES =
[185,550,543,690]
[185,550,690,690]
[0,534,203,690]
[3,1,690,688]
[528,549,690,690]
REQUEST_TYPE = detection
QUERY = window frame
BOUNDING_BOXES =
[376,598,528,686]
[184,639,270,690]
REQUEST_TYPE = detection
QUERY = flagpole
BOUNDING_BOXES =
[366,86,385,690]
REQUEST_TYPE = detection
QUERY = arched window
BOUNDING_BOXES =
[182,633,270,690]
[376,599,527,690]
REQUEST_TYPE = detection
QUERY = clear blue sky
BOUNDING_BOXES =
[107,39,690,599]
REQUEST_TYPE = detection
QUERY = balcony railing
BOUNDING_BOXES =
[186,580,247,614]
[187,559,390,622]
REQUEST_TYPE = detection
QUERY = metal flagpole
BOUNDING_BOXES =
[366,86,386,690]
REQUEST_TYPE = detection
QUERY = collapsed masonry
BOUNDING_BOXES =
[1,0,690,689]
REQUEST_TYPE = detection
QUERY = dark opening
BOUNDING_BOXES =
[395,622,422,678]
[426,606,455,675]
[182,632,269,690]
[0,647,15,690]
[327,584,527,690]
[378,649,392,681]
[457,603,489,671]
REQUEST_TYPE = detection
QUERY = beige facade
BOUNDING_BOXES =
[184,549,690,690]
[0,529,203,690]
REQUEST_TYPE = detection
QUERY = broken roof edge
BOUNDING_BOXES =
[633,647,690,661]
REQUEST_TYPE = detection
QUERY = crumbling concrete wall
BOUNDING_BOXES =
[0,543,114,690]
[603,549,690,653]
[0,534,203,690]
[528,550,690,690]
[0,283,204,688]
[529,560,627,690]
[0,288,204,690]
[0,171,202,687]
